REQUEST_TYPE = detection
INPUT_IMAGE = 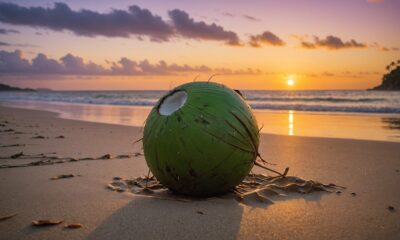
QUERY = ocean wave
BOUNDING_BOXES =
[245,96,386,103]
[249,103,400,113]
[0,90,399,114]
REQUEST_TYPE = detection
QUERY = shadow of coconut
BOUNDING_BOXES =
[86,195,244,240]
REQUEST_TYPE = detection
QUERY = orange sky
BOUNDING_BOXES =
[0,0,399,90]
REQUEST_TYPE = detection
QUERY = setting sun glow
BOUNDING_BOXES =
[287,79,295,86]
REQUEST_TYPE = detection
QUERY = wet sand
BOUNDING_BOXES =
[0,106,399,240]
[3,100,400,142]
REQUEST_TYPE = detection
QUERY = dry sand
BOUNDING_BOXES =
[0,106,399,240]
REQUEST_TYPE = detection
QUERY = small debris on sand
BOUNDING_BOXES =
[55,135,65,139]
[50,174,75,180]
[116,154,130,159]
[98,154,111,160]
[32,219,64,226]
[113,177,122,181]
[134,152,143,157]
[196,211,204,215]
[64,223,83,229]
[10,152,24,159]
[32,135,45,139]
[351,192,357,196]
[107,184,124,192]
[1,129,14,132]
[387,206,395,212]
[0,144,25,148]
[0,213,17,222]
[336,191,342,195]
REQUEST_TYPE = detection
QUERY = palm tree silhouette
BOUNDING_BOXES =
[386,65,391,71]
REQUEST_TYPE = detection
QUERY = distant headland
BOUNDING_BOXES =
[371,60,400,91]
[0,83,35,92]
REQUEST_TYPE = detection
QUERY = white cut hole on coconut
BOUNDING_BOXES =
[158,90,188,116]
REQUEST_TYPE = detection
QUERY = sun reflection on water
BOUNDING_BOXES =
[288,110,294,136]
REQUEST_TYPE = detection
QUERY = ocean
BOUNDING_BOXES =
[1,89,400,142]
[0,90,399,114]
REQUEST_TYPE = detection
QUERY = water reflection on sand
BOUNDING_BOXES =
[2,100,400,142]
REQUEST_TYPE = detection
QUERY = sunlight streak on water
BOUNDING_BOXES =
[288,110,294,136]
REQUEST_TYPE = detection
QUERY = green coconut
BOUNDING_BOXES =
[142,81,260,196]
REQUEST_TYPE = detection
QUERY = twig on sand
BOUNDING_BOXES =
[133,138,143,144]
[257,153,276,166]
[0,213,17,222]
[145,168,151,189]
[254,161,289,177]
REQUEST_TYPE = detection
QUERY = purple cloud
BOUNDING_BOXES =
[0,2,243,45]
[300,35,367,50]
[168,9,240,46]
[222,12,261,22]
[0,50,261,77]
[0,41,11,46]
[249,31,286,47]
[0,28,20,34]
[0,2,173,41]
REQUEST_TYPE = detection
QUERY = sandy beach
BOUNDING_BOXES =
[0,105,399,240]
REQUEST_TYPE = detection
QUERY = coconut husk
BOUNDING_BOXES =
[107,173,345,205]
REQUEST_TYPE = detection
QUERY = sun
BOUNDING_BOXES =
[287,79,295,86]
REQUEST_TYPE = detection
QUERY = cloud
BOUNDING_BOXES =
[367,0,384,3]
[0,50,261,77]
[0,2,241,45]
[249,31,286,47]
[0,41,11,46]
[168,9,240,46]
[300,35,367,50]
[370,42,399,52]
[0,28,20,34]
[0,2,173,41]
[0,50,107,75]
[0,41,38,48]
[242,15,261,22]
[0,50,31,72]
[222,12,261,22]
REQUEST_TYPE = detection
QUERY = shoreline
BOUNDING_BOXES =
[1,99,400,143]
[3,97,400,117]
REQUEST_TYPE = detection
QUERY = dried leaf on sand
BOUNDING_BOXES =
[64,223,83,229]
[32,219,64,226]
[50,174,75,180]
